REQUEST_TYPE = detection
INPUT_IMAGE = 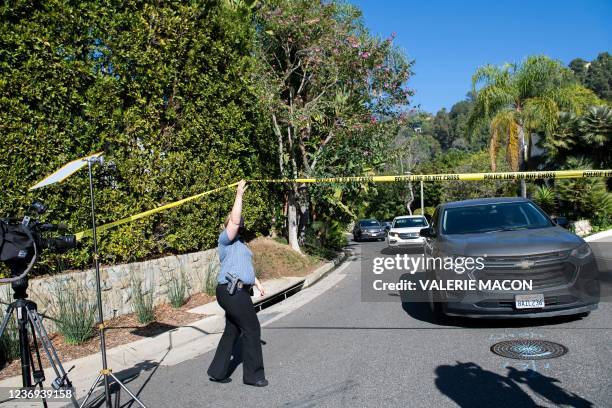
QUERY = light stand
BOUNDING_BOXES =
[78,157,146,408]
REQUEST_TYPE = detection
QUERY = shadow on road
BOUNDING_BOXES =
[280,379,359,407]
[397,271,587,329]
[81,359,159,408]
[435,362,593,408]
[379,246,423,255]
[400,300,586,329]
[507,367,593,408]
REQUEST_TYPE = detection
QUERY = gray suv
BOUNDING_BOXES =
[420,197,600,319]
[353,219,386,242]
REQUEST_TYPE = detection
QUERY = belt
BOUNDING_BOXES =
[218,282,253,292]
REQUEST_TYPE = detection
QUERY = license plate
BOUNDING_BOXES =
[515,294,545,309]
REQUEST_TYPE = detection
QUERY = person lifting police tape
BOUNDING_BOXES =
[207,180,268,387]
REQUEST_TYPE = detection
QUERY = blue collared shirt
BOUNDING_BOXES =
[217,229,256,285]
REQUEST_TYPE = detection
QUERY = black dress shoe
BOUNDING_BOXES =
[244,379,268,387]
[209,377,231,383]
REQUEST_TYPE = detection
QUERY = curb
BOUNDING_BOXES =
[584,229,612,242]
[303,251,347,288]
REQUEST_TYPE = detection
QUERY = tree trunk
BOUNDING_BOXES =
[297,184,309,246]
[518,125,527,198]
[406,181,414,215]
[287,189,301,253]
[520,178,527,198]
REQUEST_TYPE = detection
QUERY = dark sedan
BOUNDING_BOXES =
[420,197,600,319]
[353,219,386,242]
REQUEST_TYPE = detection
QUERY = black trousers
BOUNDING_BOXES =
[207,284,265,383]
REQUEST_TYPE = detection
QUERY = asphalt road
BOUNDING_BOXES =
[111,240,612,408]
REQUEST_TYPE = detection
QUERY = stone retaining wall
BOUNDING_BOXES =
[0,249,220,331]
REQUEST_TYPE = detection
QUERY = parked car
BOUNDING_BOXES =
[420,197,600,319]
[353,219,385,242]
[387,215,429,247]
[382,220,393,231]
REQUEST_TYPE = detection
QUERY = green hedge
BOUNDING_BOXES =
[0,1,277,273]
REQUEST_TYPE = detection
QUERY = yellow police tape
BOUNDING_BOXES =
[75,182,239,240]
[75,169,611,240]
[254,169,612,183]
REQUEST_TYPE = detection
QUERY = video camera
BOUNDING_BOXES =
[0,201,77,287]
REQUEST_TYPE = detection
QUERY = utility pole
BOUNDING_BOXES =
[420,180,424,214]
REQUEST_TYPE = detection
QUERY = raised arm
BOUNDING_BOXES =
[225,180,247,241]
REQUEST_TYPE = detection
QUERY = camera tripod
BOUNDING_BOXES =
[0,276,78,407]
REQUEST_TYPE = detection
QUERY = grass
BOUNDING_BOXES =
[272,236,288,245]
[200,258,219,296]
[165,269,188,309]
[53,281,96,345]
[250,237,323,280]
[0,287,20,366]
[0,315,19,366]
[130,273,155,324]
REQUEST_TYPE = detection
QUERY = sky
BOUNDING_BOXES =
[350,0,612,113]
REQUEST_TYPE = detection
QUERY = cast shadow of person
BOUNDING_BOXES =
[435,362,594,408]
[507,367,593,408]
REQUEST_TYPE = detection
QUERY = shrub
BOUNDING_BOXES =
[200,258,219,296]
[53,281,96,345]
[165,269,189,309]
[0,1,276,274]
[413,206,436,218]
[532,185,556,214]
[557,157,612,223]
[0,288,20,366]
[0,314,19,366]
[591,219,612,234]
[304,220,346,259]
[130,273,155,324]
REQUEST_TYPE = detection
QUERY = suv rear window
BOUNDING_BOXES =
[393,217,428,228]
[442,202,553,235]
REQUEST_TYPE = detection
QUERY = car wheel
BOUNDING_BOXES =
[427,270,446,322]
[429,291,446,323]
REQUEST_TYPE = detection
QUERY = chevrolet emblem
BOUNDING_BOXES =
[517,260,535,269]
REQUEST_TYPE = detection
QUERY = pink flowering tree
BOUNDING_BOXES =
[255,0,413,252]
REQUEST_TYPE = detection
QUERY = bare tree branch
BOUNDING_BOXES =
[272,113,285,176]
[296,59,311,95]
[310,128,334,172]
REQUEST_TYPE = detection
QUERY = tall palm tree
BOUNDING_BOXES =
[468,56,599,197]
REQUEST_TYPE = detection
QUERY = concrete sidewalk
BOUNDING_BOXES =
[0,260,340,407]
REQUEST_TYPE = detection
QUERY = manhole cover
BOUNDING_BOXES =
[491,339,568,360]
